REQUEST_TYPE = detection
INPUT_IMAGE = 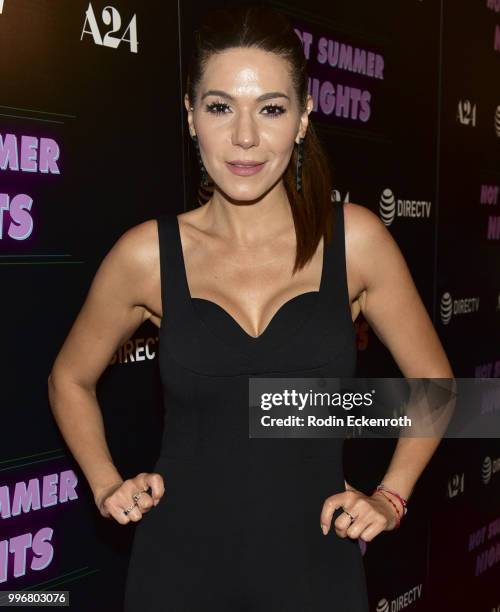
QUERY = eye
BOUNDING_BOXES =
[205,101,230,115]
[261,104,287,117]
[204,101,287,117]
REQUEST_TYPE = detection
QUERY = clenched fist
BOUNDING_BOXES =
[94,472,165,524]
[320,484,401,542]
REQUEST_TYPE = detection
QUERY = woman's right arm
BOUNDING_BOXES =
[47,219,161,513]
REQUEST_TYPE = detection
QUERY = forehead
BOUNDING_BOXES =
[200,47,292,96]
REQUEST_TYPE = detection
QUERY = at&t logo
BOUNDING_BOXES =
[379,188,431,227]
[482,455,500,485]
[81,3,138,53]
[377,599,390,612]
[440,292,453,325]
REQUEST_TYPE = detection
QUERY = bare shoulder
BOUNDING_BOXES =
[343,201,401,291]
[343,201,387,250]
[118,217,164,318]
[114,217,159,271]
[342,202,389,305]
[100,218,161,324]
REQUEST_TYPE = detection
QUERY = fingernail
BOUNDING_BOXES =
[321,524,328,535]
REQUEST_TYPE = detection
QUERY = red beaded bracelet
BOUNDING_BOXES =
[376,483,408,515]
[373,489,401,528]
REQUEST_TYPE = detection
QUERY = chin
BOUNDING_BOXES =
[217,182,270,203]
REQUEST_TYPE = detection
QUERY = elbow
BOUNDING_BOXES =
[47,372,56,407]
[47,370,57,391]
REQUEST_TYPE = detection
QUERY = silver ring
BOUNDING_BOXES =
[123,501,138,516]
[343,509,356,524]
[124,488,148,515]
[132,491,144,503]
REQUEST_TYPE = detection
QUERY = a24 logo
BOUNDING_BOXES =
[81,3,138,54]
[457,99,477,127]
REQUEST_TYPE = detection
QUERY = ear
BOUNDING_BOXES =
[295,94,314,144]
[184,94,195,138]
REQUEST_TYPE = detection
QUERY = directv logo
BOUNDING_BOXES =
[440,291,480,325]
[375,585,423,610]
[379,188,431,227]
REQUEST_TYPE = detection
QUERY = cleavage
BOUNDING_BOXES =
[191,288,320,339]
[178,219,325,340]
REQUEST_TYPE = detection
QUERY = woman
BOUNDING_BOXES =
[48,4,453,611]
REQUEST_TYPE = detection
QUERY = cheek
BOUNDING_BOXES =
[262,122,297,146]
[266,138,295,172]
[196,125,222,159]
[262,127,297,161]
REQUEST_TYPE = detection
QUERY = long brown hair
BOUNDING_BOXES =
[186,2,335,274]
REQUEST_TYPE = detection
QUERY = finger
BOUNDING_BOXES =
[103,496,132,525]
[130,472,150,496]
[110,481,145,524]
[333,509,359,538]
[357,518,386,542]
[139,473,165,506]
[346,500,388,541]
[320,492,351,535]
[118,490,146,524]
[129,483,155,513]
[135,490,155,513]
[125,504,144,523]
[344,513,373,540]
[334,496,372,538]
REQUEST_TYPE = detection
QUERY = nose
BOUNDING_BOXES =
[231,111,260,149]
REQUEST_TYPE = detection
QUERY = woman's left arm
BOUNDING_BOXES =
[343,202,453,506]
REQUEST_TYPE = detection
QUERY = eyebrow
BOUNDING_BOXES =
[200,90,291,102]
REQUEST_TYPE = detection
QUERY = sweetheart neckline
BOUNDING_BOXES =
[174,214,326,344]
[191,291,320,340]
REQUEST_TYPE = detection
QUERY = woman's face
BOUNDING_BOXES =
[185,47,313,201]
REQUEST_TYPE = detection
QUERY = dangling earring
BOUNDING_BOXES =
[191,134,210,187]
[296,136,304,193]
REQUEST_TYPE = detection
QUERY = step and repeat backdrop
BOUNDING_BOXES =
[1,0,499,610]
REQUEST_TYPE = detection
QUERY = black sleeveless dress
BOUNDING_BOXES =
[124,201,369,611]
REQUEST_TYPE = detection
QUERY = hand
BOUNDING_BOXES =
[320,489,400,542]
[94,472,165,524]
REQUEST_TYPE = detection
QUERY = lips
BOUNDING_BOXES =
[225,160,266,176]
[227,160,265,167]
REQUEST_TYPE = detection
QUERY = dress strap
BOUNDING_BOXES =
[156,212,191,323]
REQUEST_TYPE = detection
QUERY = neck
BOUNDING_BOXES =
[201,181,295,246]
